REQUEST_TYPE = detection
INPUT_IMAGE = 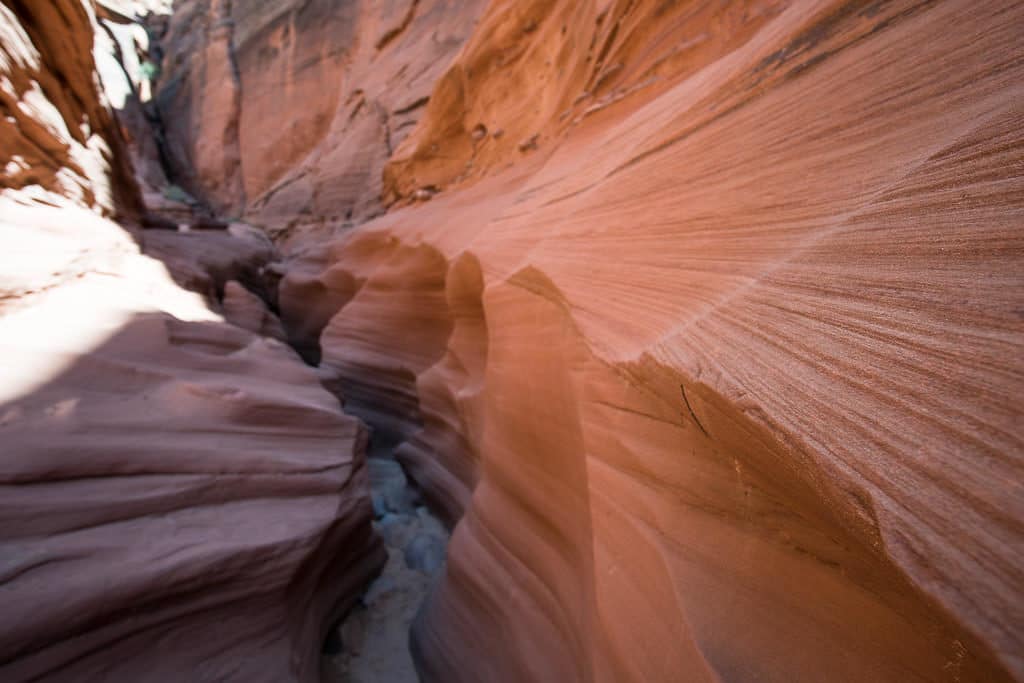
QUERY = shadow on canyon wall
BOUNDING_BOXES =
[0,303,384,680]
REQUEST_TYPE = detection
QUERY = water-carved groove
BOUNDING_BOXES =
[0,1,1021,682]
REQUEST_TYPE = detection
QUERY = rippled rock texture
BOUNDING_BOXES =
[0,270,382,681]
[0,2,384,679]
[3,0,1023,681]
[279,0,1024,681]
[155,0,489,230]
[0,206,384,681]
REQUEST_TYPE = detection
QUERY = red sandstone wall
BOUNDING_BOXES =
[281,1,1024,680]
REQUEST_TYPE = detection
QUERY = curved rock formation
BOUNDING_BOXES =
[223,278,288,341]
[155,0,489,230]
[280,0,1024,680]
[155,0,245,215]
[0,3,385,678]
[3,0,1022,681]
[0,193,385,682]
[0,312,382,681]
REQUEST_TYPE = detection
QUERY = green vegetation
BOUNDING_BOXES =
[161,184,192,204]
[139,60,159,82]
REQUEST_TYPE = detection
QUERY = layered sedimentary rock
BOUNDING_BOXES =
[154,0,488,231]
[155,0,244,215]
[279,0,1024,681]
[0,0,142,217]
[4,0,1023,680]
[223,278,288,341]
[92,0,172,200]
[0,2,385,679]
[0,205,385,680]
[0,237,381,680]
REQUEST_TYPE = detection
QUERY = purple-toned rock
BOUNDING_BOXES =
[0,295,383,681]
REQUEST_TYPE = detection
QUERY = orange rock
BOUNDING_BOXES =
[0,0,142,218]
[4,0,1023,680]
[282,0,1024,680]
[155,0,490,230]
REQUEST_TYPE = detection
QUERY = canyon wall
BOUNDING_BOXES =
[155,0,489,231]
[0,0,142,217]
[0,2,383,680]
[1,0,1021,681]
[276,0,1024,681]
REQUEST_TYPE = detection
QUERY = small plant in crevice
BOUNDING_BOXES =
[161,183,194,204]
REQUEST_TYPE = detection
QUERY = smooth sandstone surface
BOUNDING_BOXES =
[0,283,381,682]
[0,200,387,682]
[279,0,1024,681]
[0,2,385,679]
[223,278,288,341]
[1,0,1022,681]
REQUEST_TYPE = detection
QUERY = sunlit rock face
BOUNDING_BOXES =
[0,283,382,682]
[3,0,1023,681]
[279,0,1024,681]
[155,0,489,232]
[0,0,142,216]
[0,3,385,680]
[0,200,385,683]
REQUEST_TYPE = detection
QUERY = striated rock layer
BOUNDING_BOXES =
[0,0,142,217]
[0,2,385,680]
[155,0,489,230]
[280,0,1024,681]
[0,204,386,680]
[0,269,382,681]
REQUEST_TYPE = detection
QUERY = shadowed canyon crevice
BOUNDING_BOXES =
[1,0,1022,682]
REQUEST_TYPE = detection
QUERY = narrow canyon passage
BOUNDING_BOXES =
[1,1,1022,682]
[314,374,452,683]
[321,453,450,683]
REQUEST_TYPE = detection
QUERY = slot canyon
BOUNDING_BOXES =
[1,0,1022,681]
